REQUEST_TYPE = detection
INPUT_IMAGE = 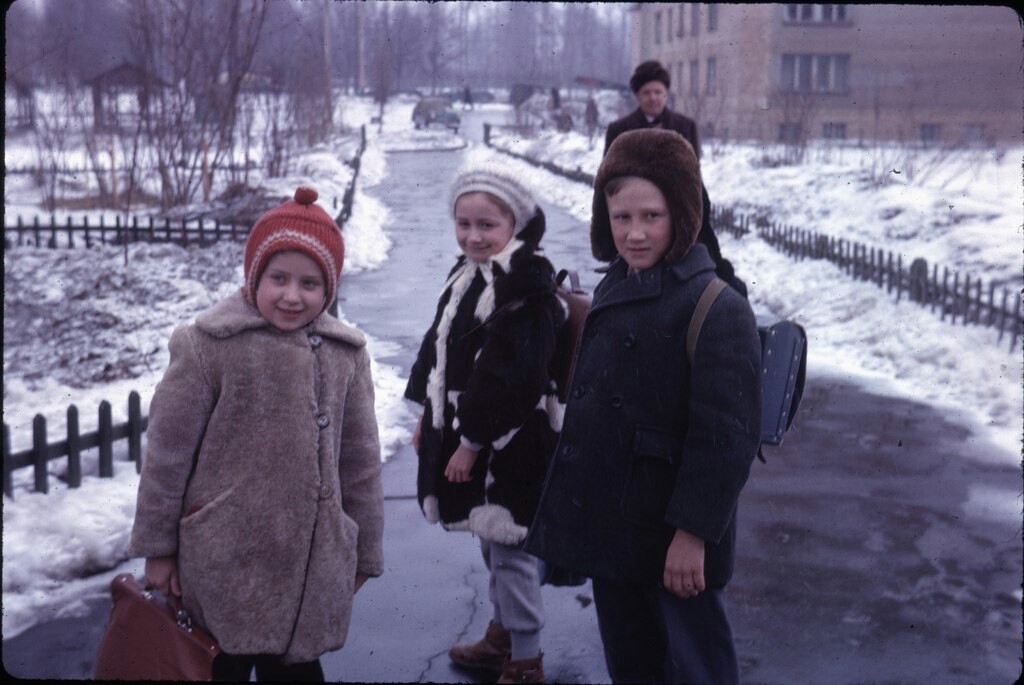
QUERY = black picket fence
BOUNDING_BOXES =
[486,135,1023,351]
[3,391,148,499]
[4,214,258,249]
[4,160,261,177]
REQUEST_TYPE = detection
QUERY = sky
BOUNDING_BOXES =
[3,94,1022,640]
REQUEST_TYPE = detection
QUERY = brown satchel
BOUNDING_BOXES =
[94,573,222,681]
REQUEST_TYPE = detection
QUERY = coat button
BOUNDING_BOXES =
[561,444,575,456]
[623,334,635,348]
[316,413,330,428]
[572,385,586,399]
[610,395,623,408]
[309,334,323,348]
[319,484,332,499]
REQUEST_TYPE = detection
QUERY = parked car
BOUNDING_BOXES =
[412,98,461,132]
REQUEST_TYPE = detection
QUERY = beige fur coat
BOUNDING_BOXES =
[128,291,384,664]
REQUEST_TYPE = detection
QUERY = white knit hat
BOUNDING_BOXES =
[449,162,537,234]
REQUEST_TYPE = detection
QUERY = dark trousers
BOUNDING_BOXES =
[591,577,739,685]
[212,652,325,682]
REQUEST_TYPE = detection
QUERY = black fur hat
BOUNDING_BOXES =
[629,60,671,93]
[591,129,703,264]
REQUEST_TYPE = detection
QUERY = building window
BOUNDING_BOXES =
[708,4,719,31]
[678,62,686,94]
[781,53,849,93]
[677,6,685,37]
[706,57,717,95]
[785,4,849,24]
[962,123,985,143]
[691,4,701,36]
[779,123,802,142]
[689,60,699,96]
[919,123,941,144]
[823,122,847,139]
[654,12,662,45]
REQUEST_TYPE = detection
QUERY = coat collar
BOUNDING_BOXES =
[590,244,716,315]
[628,107,675,128]
[195,290,366,347]
[590,257,663,314]
[666,243,716,283]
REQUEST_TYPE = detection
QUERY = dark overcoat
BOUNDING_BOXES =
[405,211,565,545]
[525,244,761,587]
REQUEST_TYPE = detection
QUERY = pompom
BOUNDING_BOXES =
[294,186,318,205]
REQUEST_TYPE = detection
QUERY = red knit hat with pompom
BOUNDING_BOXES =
[243,187,344,313]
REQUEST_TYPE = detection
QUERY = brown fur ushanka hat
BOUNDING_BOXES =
[591,128,703,264]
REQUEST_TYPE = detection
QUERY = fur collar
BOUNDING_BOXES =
[195,290,366,347]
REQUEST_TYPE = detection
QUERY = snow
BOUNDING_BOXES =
[3,97,1022,640]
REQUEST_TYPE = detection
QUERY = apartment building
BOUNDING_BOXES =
[629,4,1021,144]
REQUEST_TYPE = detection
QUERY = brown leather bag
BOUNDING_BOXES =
[94,573,222,681]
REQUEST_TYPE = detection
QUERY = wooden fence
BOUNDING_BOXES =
[4,214,256,249]
[4,160,260,177]
[4,125,368,251]
[3,391,147,499]
[486,136,1023,351]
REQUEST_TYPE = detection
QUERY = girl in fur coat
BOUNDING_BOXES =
[129,187,385,682]
[405,163,565,684]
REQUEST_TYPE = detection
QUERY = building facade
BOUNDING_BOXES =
[629,4,1022,145]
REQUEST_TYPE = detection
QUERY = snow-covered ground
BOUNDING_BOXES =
[3,98,1022,640]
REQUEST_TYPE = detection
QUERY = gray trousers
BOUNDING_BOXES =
[479,538,544,657]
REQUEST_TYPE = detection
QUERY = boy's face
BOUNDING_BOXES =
[255,250,327,331]
[607,177,673,271]
[454,192,516,263]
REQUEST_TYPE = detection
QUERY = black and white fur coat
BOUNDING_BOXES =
[405,208,565,545]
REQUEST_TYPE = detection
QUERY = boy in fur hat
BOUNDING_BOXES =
[129,187,384,682]
[606,59,748,299]
[526,129,762,685]
[405,162,565,684]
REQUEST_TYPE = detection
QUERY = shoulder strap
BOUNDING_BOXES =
[686,278,728,366]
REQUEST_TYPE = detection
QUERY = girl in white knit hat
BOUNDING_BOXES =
[404,162,565,684]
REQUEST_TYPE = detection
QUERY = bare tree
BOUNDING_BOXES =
[125,0,266,209]
[32,88,73,212]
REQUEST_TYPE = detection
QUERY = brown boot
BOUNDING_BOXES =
[448,621,511,674]
[497,652,544,684]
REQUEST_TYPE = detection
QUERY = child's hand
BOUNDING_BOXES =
[145,555,181,598]
[663,528,705,599]
[444,444,479,483]
[413,414,423,454]
[354,572,370,594]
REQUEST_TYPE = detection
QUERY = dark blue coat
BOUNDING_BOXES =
[524,244,761,586]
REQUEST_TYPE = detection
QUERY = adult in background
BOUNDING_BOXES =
[605,60,746,297]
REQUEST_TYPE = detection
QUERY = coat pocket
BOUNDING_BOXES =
[619,425,682,530]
